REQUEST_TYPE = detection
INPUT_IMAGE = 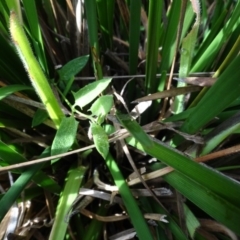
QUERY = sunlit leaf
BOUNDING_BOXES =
[51,116,78,158]
[90,95,113,117]
[73,78,112,108]
[90,122,109,159]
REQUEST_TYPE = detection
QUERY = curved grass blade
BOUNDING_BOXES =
[0,85,32,100]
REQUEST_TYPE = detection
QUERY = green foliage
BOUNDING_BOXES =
[73,78,112,108]
[1,0,240,239]
[90,95,113,122]
[90,122,109,159]
[51,116,78,159]
[0,85,32,100]
[58,55,89,95]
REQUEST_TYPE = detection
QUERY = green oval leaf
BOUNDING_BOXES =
[58,55,89,81]
[73,78,112,108]
[51,116,78,159]
[90,95,113,117]
[90,122,109,159]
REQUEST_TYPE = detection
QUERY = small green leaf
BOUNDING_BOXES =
[58,55,89,81]
[73,78,112,108]
[90,122,109,159]
[51,116,78,158]
[90,95,113,117]
[103,124,115,135]
[0,85,32,101]
[184,204,200,238]
[32,109,48,127]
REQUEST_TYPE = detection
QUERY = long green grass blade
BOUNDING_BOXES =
[191,0,240,72]
[0,163,43,222]
[145,0,162,93]
[49,165,87,240]
[149,162,240,236]
[129,0,141,74]
[181,55,240,134]
[85,0,103,79]
[105,153,154,240]
[116,113,240,207]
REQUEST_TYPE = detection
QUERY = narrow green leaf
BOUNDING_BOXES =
[129,0,141,74]
[90,95,113,117]
[184,204,200,238]
[173,0,201,114]
[118,113,240,207]
[0,85,32,100]
[181,55,240,134]
[49,165,87,240]
[145,0,162,93]
[83,203,108,240]
[0,140,26,165]
[105,153,154,240]
[201,112,240,155]
[51,116,78,157]
[33,170,61,194]
[96,0,114,49]
[73,78,111,108]
[179,0,200,78]
[85,0,103,79]
[90,122,109,159]
[191,0,240,72]
[0,143,61,193]
[0,163,44,222]
[149,162,240,236]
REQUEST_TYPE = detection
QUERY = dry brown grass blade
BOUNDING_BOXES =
[116,0,130,35]
[80,208,167,223]
[132,85,202,103]
[175,77,216,86]
[198,219,238,240]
